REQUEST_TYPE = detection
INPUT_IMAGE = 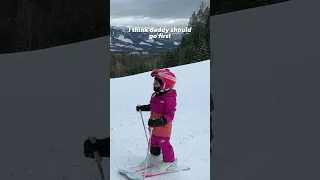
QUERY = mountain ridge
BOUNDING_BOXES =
[110,26,183,55]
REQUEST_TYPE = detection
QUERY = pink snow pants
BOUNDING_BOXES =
[151,135,175,162]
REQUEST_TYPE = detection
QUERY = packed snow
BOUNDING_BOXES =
[110,60,211,179]
[211,1,320,180]
[0,36,109,180]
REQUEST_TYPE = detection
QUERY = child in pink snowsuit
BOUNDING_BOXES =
[136,69,177,172]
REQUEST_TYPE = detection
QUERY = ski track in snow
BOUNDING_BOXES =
[110,60,211,180]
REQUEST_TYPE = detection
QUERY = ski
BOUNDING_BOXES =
[125,165,190,179]
[119,165,155,174]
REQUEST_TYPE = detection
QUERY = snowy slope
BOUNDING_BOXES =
[110,60,210,180]
[0,37,109,180]
[211,1,320,180]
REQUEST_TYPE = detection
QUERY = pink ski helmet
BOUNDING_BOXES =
[151,69,176,92]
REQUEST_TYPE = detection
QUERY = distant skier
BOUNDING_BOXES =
[83,137,110,158]
[136,68,177,173]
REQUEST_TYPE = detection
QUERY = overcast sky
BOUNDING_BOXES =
[110,0,210,28]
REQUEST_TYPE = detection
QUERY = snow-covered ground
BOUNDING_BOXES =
[110,60,211,179]
[211,1,320,179]
[0,37,110,180]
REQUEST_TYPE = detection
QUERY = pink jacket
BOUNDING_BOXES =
[149,89,177,137]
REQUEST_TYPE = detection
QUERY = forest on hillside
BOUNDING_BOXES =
[0,0,109,54]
